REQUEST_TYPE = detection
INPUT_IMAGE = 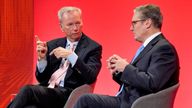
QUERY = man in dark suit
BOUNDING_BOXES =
[73,4,179,108]
[7,6,102,108]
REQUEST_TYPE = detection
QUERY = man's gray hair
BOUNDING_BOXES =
[134,4,163,29]
[58,6,82,21]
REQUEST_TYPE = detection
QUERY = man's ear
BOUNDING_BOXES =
[145,19,152,29]
[59,23,64,32]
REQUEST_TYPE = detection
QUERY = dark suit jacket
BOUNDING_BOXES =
[113,34,179,108]
[36,33,102,91]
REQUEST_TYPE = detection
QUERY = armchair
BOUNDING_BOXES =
[131,83,179,108]
[64,84,94,108]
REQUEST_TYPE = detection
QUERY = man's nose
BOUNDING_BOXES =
[130,25,133,31]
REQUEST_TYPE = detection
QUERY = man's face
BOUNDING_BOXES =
[61,11,83,41]
[130,12,147,42]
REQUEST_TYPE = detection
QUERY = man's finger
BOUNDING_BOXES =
[35,35,40,42]
[49,49,56,55]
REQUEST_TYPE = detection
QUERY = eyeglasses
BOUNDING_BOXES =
[131,19,146,27]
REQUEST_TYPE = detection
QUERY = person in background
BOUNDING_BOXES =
[7,6,102,108]
[73,4,179,108]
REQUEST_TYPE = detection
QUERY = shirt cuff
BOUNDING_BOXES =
[37,59,47,73]
[67,52,78,67]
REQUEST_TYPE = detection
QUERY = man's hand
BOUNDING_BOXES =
[49,47,73,59]
[35,35,47,60]
[107,54,129,74]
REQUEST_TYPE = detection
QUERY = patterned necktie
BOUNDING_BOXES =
[48,43,75,88]
[116,45,144,96]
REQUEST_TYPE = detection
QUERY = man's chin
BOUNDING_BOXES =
[134,36,138,40]
[135,38,143,42]
[71,34,81,40]
[134,36,140,41]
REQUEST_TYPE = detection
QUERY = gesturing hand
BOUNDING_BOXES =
[35,35,47,60]
[49,47,73,59]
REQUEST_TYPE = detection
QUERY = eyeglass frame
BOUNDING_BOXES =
[131,19,147,27]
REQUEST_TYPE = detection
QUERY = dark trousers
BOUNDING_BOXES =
[7,85,71,108]
[73,93,121,108]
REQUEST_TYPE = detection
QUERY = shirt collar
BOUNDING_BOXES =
[143,32,161,47]
[66,38,78,47]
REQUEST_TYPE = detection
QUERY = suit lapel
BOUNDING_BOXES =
[132,34,165,64]
[74,34,88,57]
[56,37,67,48]
[65,34,88,79]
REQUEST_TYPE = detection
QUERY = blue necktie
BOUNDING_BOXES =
[116,45,144,96]
[131,45,144,63]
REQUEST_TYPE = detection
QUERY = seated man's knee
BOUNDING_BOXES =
[20,85,33,93]
[76,93,94,104]
[78,94,91,102]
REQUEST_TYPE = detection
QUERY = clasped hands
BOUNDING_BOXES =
[107,54,129,75]
[35,35,72,60]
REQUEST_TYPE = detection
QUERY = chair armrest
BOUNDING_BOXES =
[64,84,94,108]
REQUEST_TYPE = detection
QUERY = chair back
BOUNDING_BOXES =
[131,83,179,108]
[64,83,95,108]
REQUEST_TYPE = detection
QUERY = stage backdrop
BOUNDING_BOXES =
[0,0,34,107]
